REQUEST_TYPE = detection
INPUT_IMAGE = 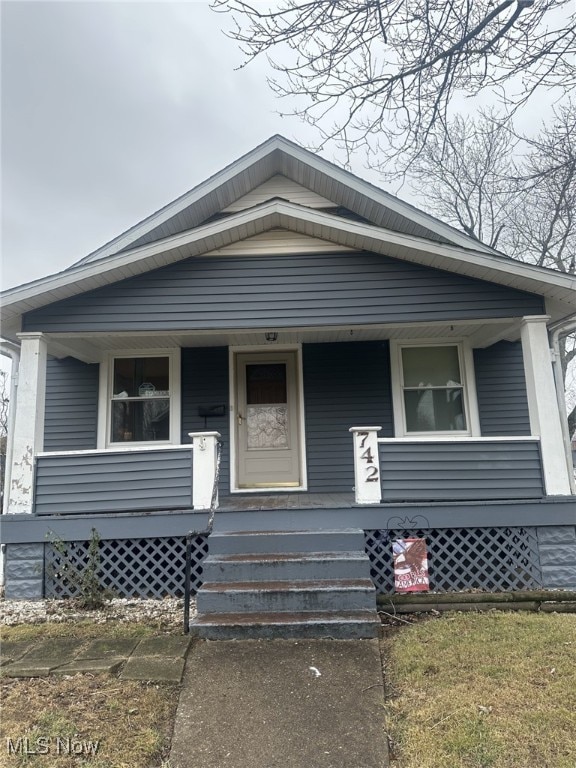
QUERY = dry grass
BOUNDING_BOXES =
[0,623,180,768]
[1,620,158,643]
[383,611,576,768]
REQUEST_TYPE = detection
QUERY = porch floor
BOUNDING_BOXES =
[218,492,355,512]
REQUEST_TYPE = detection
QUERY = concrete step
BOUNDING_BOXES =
[202,551,372,583]
[197,578,376,614]
[190,610,381,640]
[208,529,365,555]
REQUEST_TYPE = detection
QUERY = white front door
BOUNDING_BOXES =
[235,351,302,489]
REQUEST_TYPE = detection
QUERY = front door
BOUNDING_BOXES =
[235,351,301,489]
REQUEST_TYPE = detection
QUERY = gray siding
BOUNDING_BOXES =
[181,346,230,496]
[34,448,193,515]
[44,357,99,451]
[379,440,544,501]
[23,252,545,333]
[303,341,393,492]
[474,341,531,436]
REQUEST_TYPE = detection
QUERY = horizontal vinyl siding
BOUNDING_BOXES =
[222,176,334,211]
[204,229,357,256]
[303,341,393,492]
[181,347,230,496]
[44,357,99,451]
[474,342,531,436]
[23,252,545,333]
[380,440,544,501]
[35,449,193,515]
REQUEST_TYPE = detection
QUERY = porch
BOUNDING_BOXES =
[5,310,573,521]
[2,314,575,601]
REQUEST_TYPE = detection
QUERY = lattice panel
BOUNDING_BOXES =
[45,535,208,599]
[364,527,542,594]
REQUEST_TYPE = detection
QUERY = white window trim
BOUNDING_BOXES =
[390,339,481,438]
[97,349,181,449]
[228,343,308,493]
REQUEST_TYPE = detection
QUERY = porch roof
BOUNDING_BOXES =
[2,199,576,342]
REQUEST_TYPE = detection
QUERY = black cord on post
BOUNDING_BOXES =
[183,532,193,634]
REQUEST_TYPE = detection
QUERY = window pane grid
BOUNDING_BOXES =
[403,385,464,390]
[110,356,171,444]
[111,395,169,400]
[400,345,468,433]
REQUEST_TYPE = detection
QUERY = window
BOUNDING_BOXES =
[101,352,180,446]
[392,342,478,436]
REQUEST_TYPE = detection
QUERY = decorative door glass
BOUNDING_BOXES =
[245,363,289,449]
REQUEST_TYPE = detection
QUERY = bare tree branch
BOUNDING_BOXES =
[212,0,575,175]
[410,106,576,434]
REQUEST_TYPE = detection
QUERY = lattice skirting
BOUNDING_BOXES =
[364,527,543,593]
[44,527,543,599]
[44,535,209,599]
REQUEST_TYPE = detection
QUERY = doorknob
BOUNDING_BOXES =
[237,413,244,425]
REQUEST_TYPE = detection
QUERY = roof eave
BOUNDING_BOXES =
[2,201,575,330]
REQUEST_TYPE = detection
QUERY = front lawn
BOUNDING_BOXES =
[1,622,180,768]
[384,611,576,768]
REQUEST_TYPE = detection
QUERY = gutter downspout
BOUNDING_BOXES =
[0,340,21,588]
[548,318,576,495]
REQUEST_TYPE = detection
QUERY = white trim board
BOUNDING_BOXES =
[97,348,181,450]
[389,339,481,438]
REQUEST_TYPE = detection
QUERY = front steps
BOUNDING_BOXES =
[190,529,380,639]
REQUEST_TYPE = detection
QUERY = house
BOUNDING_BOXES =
[1,136,575,637]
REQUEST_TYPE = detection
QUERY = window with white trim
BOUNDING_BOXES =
[392,342,475,436]
[109,355,172,444]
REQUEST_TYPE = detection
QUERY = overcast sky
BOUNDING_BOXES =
[1,1,393,291]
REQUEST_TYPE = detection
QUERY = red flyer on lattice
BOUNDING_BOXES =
[393,538,430,593]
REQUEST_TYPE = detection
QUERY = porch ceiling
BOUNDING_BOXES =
[44,318,520,363]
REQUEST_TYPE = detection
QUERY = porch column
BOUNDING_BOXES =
[189,431,221,510]
[7,333,48,514]
[520,317,572,495]
[350,427,382,504]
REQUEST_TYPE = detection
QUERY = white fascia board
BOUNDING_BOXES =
[73,137,286,266]
[2,200,576,322]
[72,135,497,267]
[273,137,499,256]
[275,205,576,299]
[1,204,283,315]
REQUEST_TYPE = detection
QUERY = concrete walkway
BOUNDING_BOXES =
[170,639,389,768]
[1,635,191,681]
[2,634,389,767]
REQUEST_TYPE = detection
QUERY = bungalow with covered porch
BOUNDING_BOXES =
[1,136,575,637]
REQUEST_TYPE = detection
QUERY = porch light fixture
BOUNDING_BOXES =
[265,332,278,342]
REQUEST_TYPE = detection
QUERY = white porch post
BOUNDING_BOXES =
[189,431,221,510]
[350,427,382,504]
[7,333,48,514]
[520,316,572,495]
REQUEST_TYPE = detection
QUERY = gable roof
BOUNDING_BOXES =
[72,134,499,265]
[2,136,576,339]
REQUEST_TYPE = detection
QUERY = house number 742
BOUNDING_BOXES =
[357,432,380,483]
